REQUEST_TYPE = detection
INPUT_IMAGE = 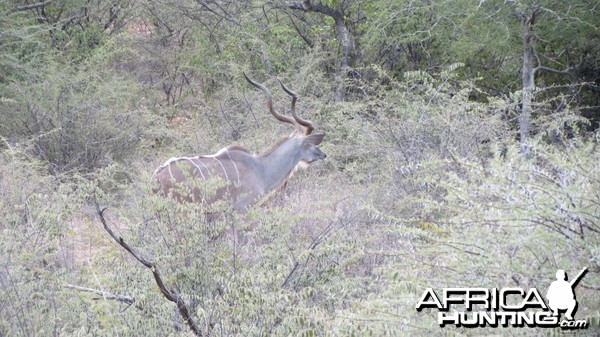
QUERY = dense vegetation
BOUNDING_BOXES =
[1,0,599,336]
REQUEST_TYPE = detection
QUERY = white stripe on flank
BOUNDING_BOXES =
[156,153,234,182]
[197,159,211,177]
[153,156,179,176]
[167,164,174,180]
[186,158,205,180]
[213,157,229,181]
[225,150,241,185]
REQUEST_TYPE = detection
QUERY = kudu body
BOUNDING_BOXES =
[153,74,326,212]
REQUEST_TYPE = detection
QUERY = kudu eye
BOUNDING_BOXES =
[153,73,325,212]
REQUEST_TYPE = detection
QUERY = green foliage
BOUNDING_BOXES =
[0,13,52,84]
[361,135,600,336]
[0,149,78,335]
[1,39,157,173]
[1,0,599,336]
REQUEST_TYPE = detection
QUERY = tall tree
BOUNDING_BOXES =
[513,2,593,142]
[285,0,363,100]
[417,0,599,141]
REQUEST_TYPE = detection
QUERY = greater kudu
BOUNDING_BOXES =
[153,74,326,212]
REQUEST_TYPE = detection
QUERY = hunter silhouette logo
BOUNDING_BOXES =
[546,268,587,321]
[415,267,589,329]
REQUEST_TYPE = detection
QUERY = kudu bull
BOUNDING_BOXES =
[153,74,326,212]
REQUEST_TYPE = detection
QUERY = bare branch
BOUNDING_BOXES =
[287,0,339,19]
[533,65,574,76]
[11,0,52,12]
[103,4,121,30]
[282,219,340,289]
[533,54,583,76]
[64,284,135,306]
[94,201,204,337]
[287,12,314,48]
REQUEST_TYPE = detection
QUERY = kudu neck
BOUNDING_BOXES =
[260,138,302,192]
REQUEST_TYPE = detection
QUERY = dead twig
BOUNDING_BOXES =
[281,219,341,289]
[64,284,135,306]
[11,0,52,12]
[94,200,204,337]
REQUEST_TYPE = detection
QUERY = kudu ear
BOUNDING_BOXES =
[304,132,325,145]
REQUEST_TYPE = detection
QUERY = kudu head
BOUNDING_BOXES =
[153,74,326,212]
[243,73,326,165]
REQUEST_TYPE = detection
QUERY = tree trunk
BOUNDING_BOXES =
[520,12,536,144]
[333,15,354,101]
[287,0,357,101]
